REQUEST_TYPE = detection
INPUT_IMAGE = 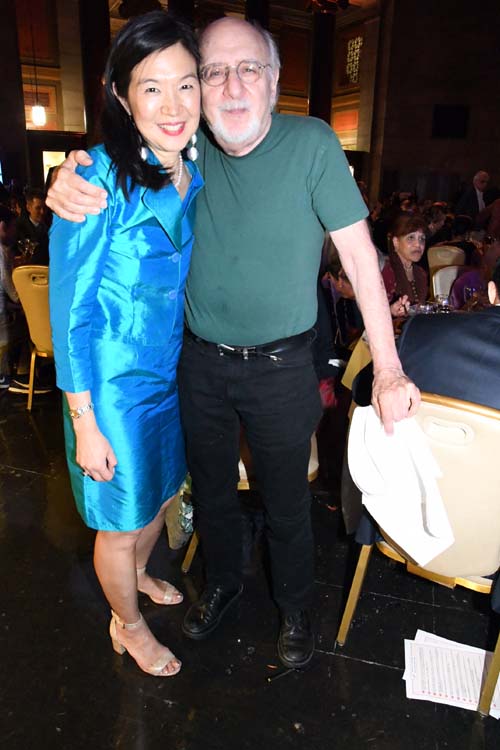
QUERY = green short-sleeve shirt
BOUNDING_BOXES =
[185,114,368,346]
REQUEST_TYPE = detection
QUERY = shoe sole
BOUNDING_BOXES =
[182,585,243,641]
[277,637,315,670]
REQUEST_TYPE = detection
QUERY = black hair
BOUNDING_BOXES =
[0,205,16,226]
[451,214,472,237]
[25,187,45,203]
[424,205,445,224]
[9,194,24,208]
[390,212,427,239]
[326,253,344,279]
[0,183,9,206]
[101,10,200,200]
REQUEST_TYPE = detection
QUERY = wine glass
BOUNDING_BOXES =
[434,294,451,312]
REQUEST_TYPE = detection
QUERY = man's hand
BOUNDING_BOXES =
[46,150,108,222]
[372,367,421,435]
[330,220,420,433]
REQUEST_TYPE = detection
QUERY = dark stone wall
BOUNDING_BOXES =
[378,0,500,200]
[0,0,28,185]
[79,0,111,145]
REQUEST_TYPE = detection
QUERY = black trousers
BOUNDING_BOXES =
[178,333,322,613]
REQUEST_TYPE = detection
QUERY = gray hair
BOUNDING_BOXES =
[473,170,489,182]
[251,22,281,73]
[200,18,281,110]
[250,21,281,109]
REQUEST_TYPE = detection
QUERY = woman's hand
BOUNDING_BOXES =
[390,295,410,318]
[74,418,118,482]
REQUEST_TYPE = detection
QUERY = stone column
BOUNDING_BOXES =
[57,0,85,132]
[357,16,379,154]
[78,0,111,144]
[308,10,335,123]
[367,0,394,204]
[0,0,28,185]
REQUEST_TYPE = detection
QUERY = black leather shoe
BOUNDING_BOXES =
[182,584,243,640]
[277,609,314,669]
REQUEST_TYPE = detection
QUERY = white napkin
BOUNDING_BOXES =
[348,406,454,566]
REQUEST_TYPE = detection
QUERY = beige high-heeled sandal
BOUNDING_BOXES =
[136,566,183,605]
[109,610,181,677]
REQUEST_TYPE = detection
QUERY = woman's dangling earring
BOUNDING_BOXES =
[140,145,148,161]
[187,133,198,161]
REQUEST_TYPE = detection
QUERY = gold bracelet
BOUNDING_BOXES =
[68,402,94,419]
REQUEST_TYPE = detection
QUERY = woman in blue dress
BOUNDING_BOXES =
[49,12,203,677]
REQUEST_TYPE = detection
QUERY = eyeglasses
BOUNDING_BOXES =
[200,60,271,87]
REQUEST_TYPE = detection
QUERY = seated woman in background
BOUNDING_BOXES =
[49,12,202,677]
[450,236,500,309]
[382,213,428,315]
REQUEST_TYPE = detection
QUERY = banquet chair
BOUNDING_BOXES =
[427,245,466,297]
[427,245,466,274]
[341,337,371,392]
[431,264,463,299]
[336,393,500,717]
[12,265,53,411]
[181,432,319,574]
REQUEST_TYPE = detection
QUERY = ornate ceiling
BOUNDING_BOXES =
[108,1,167,20]
[106,1,379,36]
[108,1,378,20]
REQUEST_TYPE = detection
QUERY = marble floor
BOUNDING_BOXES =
[1,387,499,750]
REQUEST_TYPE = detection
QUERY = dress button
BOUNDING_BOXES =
[168,290,177,300]
[171,252,181,263]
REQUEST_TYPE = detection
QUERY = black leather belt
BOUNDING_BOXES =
[185,328,315,361]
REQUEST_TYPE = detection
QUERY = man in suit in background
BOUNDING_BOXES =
[455,171,490,225]
[16,188,49,265]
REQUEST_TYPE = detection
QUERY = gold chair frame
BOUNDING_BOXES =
[12,266,53,411]
[336,393,500,717]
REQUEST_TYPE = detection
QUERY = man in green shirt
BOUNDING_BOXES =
[47,17,419,671]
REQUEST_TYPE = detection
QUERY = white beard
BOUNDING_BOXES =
[208,100,263,146]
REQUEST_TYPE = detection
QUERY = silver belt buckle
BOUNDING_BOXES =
[217,343,235,357]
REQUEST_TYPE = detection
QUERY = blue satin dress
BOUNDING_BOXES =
[49,145,203,531]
